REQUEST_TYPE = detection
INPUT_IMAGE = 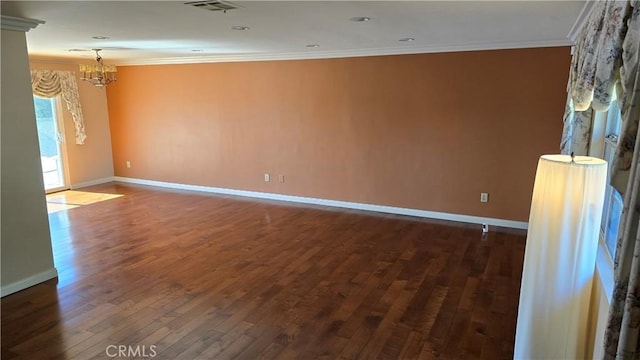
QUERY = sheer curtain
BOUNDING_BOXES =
[560,0,640,358]
[30,70,86,144]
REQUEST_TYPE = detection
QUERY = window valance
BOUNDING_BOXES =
[561,0,637,186]
[30,70,86,144]
[569,2,629,113]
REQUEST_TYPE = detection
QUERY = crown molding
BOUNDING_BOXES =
[1,15,44,32]
[567,1,596,44]
[29,56,82,65]
[113,39,572,66]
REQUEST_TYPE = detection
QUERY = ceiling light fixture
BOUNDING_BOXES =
[399,37,415,42]
[349,16,371,22]
[191,49,204,52]
[92,35,109,40]
[231,25,250,30]
[79,49,117,87]
[305,44,320,48]
[185,1,238,12]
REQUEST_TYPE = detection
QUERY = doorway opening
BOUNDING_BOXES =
[33,95,70,193]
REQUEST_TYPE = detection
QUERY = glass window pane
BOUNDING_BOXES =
[34,96,65,190]
[601,186,612,233]
[606,100,622,137]
[34,97,58,157]
[605,190,623,258]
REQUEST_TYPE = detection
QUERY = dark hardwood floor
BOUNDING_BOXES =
[1,183,525,359]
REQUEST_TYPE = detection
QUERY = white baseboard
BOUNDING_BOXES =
[1,267,58,297]
[70,177,114,190]
[113,176,528,230]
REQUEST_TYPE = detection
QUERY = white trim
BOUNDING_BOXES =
[567,1,596,44]
[595,237,614,303]
[1,15,44,32]
[1,268,58,297]
[29,56,82,65]
[113,176,528,230]
[115,39,572,66]
[70,177,115,190]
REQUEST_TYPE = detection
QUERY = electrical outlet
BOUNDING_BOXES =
[278,175,285,183]
[480,192,489,203]
[264,173,270,182]
[126,161,131,168]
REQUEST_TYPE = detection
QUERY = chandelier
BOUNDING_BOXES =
[79,49,116,87]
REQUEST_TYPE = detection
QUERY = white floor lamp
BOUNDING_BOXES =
[514,154,607,359]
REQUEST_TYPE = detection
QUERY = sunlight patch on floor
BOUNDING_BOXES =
[46,190,123,214]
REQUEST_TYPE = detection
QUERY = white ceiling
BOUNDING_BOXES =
[1,1,587,65]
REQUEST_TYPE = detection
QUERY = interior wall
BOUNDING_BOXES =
[29,59,114,188]
[1,28,56,294]
[107,47,570,222]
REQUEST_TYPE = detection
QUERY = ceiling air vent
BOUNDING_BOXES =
[184,1,238,12]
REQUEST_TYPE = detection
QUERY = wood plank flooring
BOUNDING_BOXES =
[1,183,526,359]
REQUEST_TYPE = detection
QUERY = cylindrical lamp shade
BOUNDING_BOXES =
[515,155,607,359]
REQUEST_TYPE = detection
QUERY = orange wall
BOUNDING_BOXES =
[30,59,115,187]
[107,47,570,221]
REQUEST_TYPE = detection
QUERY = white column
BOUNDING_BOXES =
[1,16,58,296]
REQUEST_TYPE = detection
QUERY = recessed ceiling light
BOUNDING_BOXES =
[306,44,320,48]
[399,38,415,42]
[231,25,250,31]
[350,16,371,22]
[92,36,109,40]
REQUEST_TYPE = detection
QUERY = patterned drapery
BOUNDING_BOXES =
[559,0,640,358]
[604,1,640,358]
[561,0,630,155]
[30,70,86,144]
[560,93,593,156]
[612,2,640,193]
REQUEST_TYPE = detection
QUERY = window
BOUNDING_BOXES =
[590,94,623,260]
